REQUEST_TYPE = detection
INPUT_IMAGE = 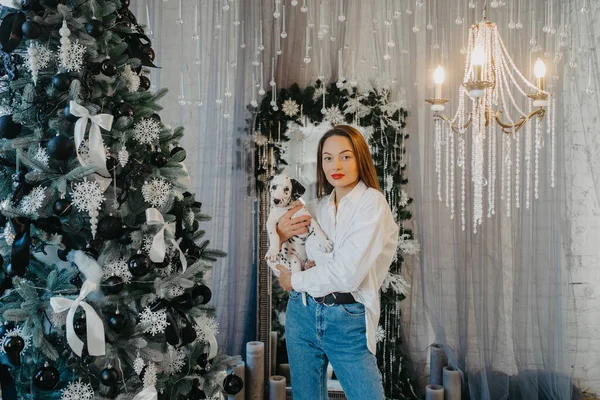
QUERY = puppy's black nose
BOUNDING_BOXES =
[273,198,281,205]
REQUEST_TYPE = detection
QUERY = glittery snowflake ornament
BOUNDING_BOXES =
[58,20,86,73]
[282,99,300,117]
[118,146,129,167]
[161,346,186,374]
[323,106,345,126]
[3,222,15,245]
[133,350,145,375]
[121,64,140,92]
[376,325,386,343]
[134,118,161,144]
[104,257,132,283]
[33,146,50,167]
[139,307,169,336]
[71,178,105,238]
[143,362,157,388]
[61,379,94,400]
[20,186,46,215]
[142,178,171,207]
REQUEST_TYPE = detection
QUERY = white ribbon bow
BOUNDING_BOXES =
[69,100,114,177]
[133,386,158,400]
[49,251,105,357]
[146,208,187,272]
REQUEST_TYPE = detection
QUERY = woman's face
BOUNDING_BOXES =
[321,135,359,191]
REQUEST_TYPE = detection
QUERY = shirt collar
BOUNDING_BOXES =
[327,180,368,208]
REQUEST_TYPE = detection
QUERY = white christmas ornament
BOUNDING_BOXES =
[143,362,158,388]
[139,307,169,336]
[3,223,15,246]
[71,178,105,238]
[161,346,186,374]
[282,99,300,117]
[134,118,161,144]
[33,146,50,167]
[26,42,39,85]
[61,379,94,400]
[118,146,129,167]
[20,186,46,215]
[121,64,141,92]
[323,106,345,126]
[58,20,86,73]
[133,352,145,375]
[376,325,386,343]
[142,178,171,207]
[104,257,132,283]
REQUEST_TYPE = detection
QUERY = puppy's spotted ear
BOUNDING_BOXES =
[290,178,305,200]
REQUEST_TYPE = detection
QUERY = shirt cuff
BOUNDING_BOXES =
[291,271,306,292]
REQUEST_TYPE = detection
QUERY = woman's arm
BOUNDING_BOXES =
[276,204,311,244]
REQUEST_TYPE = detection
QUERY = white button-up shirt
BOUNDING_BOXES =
[291,181,399,354]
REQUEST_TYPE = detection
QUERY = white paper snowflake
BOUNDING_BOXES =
[142,178,171,207]
[2,223,14,246]
[133,354,145,375]
[33,146,50,167]
[168,286,185,298]
[194,314,219,343]
[376,325,386,343]
[143,362,157,388]
[20,186,46,215]
[59,39,86,73]
[323,106,345,126]
[36,44,53,69]
[312,86,327,101]
[77,140,109,165]
[104,257,132,284]
[0,326,32,354]
[71,178,105,212]
[381,272,411,295]
[282,99,299,117]
[134,118,161,145]
[139,307,169,336]
[121,64,140,93]
[161,346,186,375]
[61,379,94,400]
[397,233,420,255]
[118,146,129,167]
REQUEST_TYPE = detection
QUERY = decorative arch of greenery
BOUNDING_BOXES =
[248,79,421,399]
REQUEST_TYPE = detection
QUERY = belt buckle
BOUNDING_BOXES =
[323,293,337,307]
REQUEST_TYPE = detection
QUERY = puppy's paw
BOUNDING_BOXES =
[265,247,280,262]
[319,239,334,253]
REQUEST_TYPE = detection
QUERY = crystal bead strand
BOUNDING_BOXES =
[515,128,521,208]
[460,136,466,231]
[506,135,512,217]
[450,129,455,220]
[445,123,450,207]
[487,108,493,218]
[551,96,556,188]
[435,119,442,202]
[525,100,532,209]
[534,117,541,200]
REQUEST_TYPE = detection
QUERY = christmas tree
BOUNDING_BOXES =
[0,0,242,398]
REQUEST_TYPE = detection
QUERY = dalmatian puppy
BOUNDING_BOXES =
[265,174,333,276]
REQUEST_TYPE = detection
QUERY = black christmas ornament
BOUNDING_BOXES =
[139,75,151,91]
[141,46,155,62]
[47,135,75,160]
[3,335,25,366]
[118,232,132,245]
[157,390,170,400]
[63,104,79,122]
[151,152,168,167]
[188,379,207,400]
[193,284,212,305]
[53,198,72,217]
[103,276,124,295]
[0,115,22,139]
[6,262,26,277]
[187,246,202,260]
[21,20,41,39]
[108,311,127,333]
[100,366,120,386]
[85,19,104,38]
[57,248,70,262]
[192,220,199,232]
[170,146,186,161]
[106,156,118,173]
[149,113,161,122]
[154,254,170,269]
[223,373,244,395]
[40,0,60,6]
[97,216,123,240]
[100,58,118,77]
[74,314,86,336]
[128,254,152,277]
[114,103,134,119]
[52,73,71,91]
[196,353,209,370]
[0,254,3,269]
[33,363,60,390]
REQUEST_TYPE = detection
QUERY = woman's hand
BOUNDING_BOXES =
[276,265,293,291]
[304,259,316,270]
[276,205,312,244]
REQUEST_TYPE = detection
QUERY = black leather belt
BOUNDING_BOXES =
[311,292,357,305]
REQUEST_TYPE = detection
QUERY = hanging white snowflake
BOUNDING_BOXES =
[168,286,185,298]
[323,106,345,126]
[61,40,86,73]
[71,178,105,213]
[104,257,132,284]
[160,346,186,375]
[121,64,140,93]
[398,189,410,207]
[384,175,394,194]
[20,186,46,215]
[376,325,386,343]
[397,233,420,255]
[133,352,145,375]
[143,362,157,388]
[0,326,32,354]
[61,379,94,400]
[134,118,161,145]
[139,307,169,336]
[36,44,53,69]
[77,140,109,165]
[312,86,327,101]
[194,314,219,343]
[381,272,411,295]
[118,146,129,167]
[142,178,171,207]
[253,132,268,146]
[2,223,14,246]
[33,146,50,167]
[282,99,300,117]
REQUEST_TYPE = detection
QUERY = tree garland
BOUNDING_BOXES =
[249,79,420,399]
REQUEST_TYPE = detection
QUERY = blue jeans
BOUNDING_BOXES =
[285,291,384,400]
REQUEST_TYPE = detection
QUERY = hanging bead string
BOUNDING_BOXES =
[525,99,532,209]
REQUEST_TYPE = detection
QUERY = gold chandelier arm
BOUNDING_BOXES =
[492,108,546,134]
[436,112,472,135]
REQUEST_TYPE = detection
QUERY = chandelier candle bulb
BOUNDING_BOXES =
[471,44,484,81]
[433,65,445,99]
[534,58,546,92]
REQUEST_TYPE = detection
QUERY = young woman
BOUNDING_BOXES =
[275,125,399,400]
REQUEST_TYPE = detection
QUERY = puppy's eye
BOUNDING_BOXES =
[284,188,290,192]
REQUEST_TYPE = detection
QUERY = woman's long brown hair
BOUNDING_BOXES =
[316,125,381,198]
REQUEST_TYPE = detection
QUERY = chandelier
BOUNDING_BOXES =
[425,2,556,233]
